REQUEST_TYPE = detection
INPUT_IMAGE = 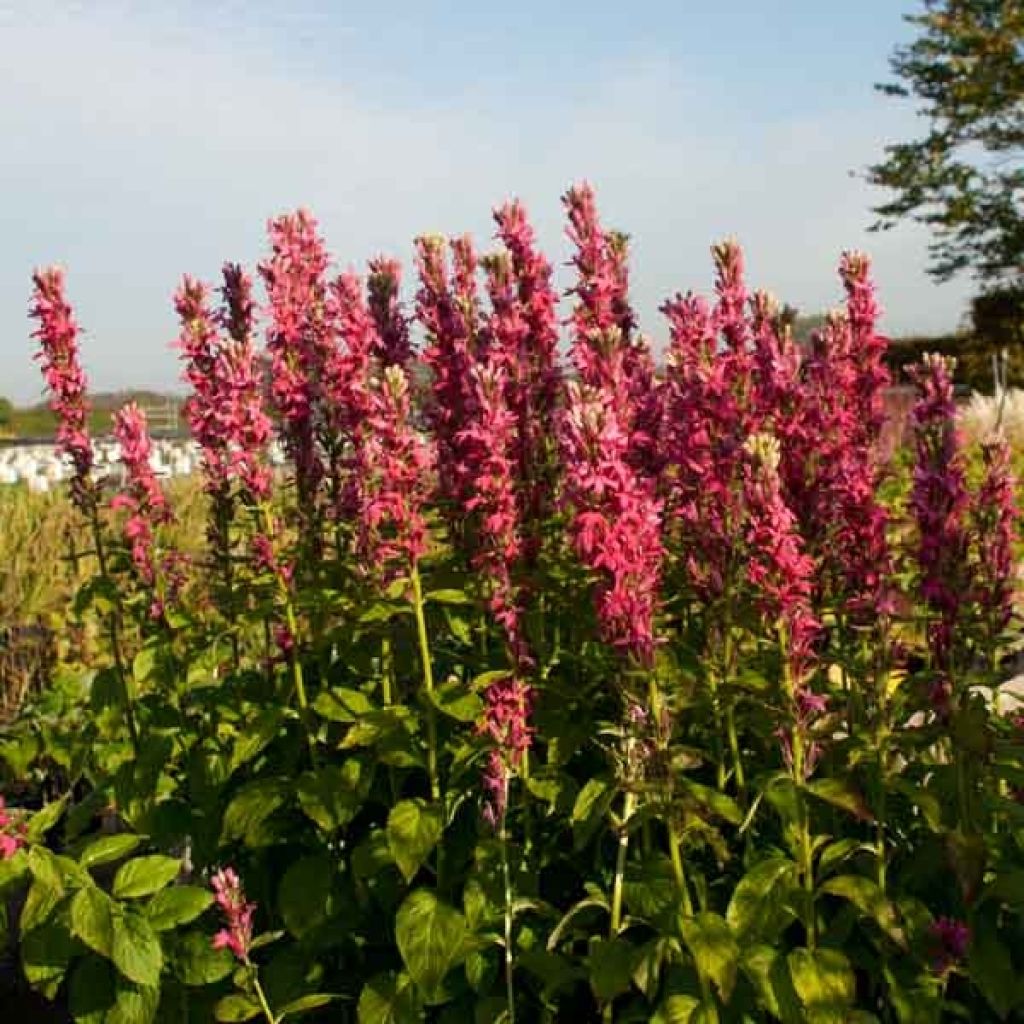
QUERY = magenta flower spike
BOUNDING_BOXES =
[211,867,256,963]
[29,267,96,510]
[479,675,534,828]
[973,433,1018,640]
[367,256,412,368]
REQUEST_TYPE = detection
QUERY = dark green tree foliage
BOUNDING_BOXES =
[869,0,1024,284]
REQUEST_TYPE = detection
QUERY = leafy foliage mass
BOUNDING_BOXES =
[3,184,1024,1024]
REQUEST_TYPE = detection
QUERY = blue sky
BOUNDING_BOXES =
[1,1,972,403]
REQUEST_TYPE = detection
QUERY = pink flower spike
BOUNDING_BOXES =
[210,867,256,963]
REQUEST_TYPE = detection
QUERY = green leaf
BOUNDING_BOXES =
[22,918,76,1000]
[80,833,143,870]
[146,886,214,931]
[112,911,163,987]
[221,779,290,845]
[296,759,372,832]
[395,889,471,1005]
[970,915,1023,1019]
[358,971,424,1023]
[819,874,905,946]
[171,929,234,985]
[71,885,115,958]
[108,978,160,1024]
[588,937,635,1001]
[650,994,701,1023]
[431,680,483,723]
[69,955,116,1024]
[679,778,743,825]
[424,589,472,605]
[314,686,377,722]
[214,994,261,1022]
[741,945,803,1024]
[20,876,63,933]
[726,858,796,938]
[230,709,284,773]
[787,948,855,1010]
[25,796,67,842]
[279,855,336,938]
[806,779,872,821]
[679,912,739,1001]
[388,800,443,883]
[278,993,340,1018]
[571,777,614,850]
[113,855,182,899]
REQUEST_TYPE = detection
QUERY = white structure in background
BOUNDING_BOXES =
[0,438,291,492]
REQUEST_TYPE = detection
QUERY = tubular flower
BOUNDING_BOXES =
[0,797,27,860]
[478,675,533,828]
[29,267,95,509]
[220,261,256,346]
[561,383,663,664]
[367,256,411,367]
[910,354,971,669]
[111,403,171,588]
[260,209,332,505]
[356,366,434,579]
[491,200,563,540]
[972,433,1017,638]
[416,234,478,513]
[459,359,527,665]
[211,868,256,963]
[176,275,273,502]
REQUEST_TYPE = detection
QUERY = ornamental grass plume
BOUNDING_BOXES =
[211,867,256,962]
[111,403,172,591]
[910,354,971,669]
[367,256,411,368]
[356,365,434,579]
[29,267,95,511]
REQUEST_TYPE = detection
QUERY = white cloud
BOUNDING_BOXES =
[0,4,971,402]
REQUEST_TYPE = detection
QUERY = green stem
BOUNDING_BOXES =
[410,564,440,805]
[668,826,694,916]
[499,814,517,1024]
[609,790,637,938]
[725,703,745,797]
[251,971,276,1024]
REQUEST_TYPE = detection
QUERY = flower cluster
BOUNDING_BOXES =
[111,403,172,593]
[910,354,971,668]
[367,256,411,368]
[479,675,533,828]
[29,267,95,510]
[211,867,256,962]
[0,797,27,861]
[928,916,970,975]
[356,366,434,577]
[972,433,1018,641]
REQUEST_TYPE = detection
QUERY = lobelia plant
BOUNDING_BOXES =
[3,183,1024,1024]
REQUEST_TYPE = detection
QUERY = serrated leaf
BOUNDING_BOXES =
[788,948,855,1010]
[71,885,115,958]
[279,855,336,938]
[357,971,423,1024]
[431,680,483,723]
[727,858,796,938]
[806,779,872,821]
[112,912,162,987]
[424,589,471,605]
[395,890,471,1005]
[650,993,701,1023]
[113,856,181,899]
[230,709,284,773]
[588,937,635,1001]
[221,779,290,845]
[313,686,377,722]
[819,874,905,946]
[146,886,213,931]
[171,929,234,985]
[388,800,443,883]
[80,833,143,870]
[571,777,614,850]
[679,912,739,1001]
[278,993,340,1018]
[296,759,372,832]
[69,955,116,1024]
[25,796,67,843]
[214,994,261,1022]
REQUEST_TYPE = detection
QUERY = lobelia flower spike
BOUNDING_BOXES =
[260,209,332,514]
[211,867,256,963]
[111,403,177,614]
[367,256,412,368]
[479,675,534,828]
[909,353,971,672]
[972,432,1018,651]
[928,917,970,975]
[416,234,479,518]
[29,267,96,512]
[356,365,434,580]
